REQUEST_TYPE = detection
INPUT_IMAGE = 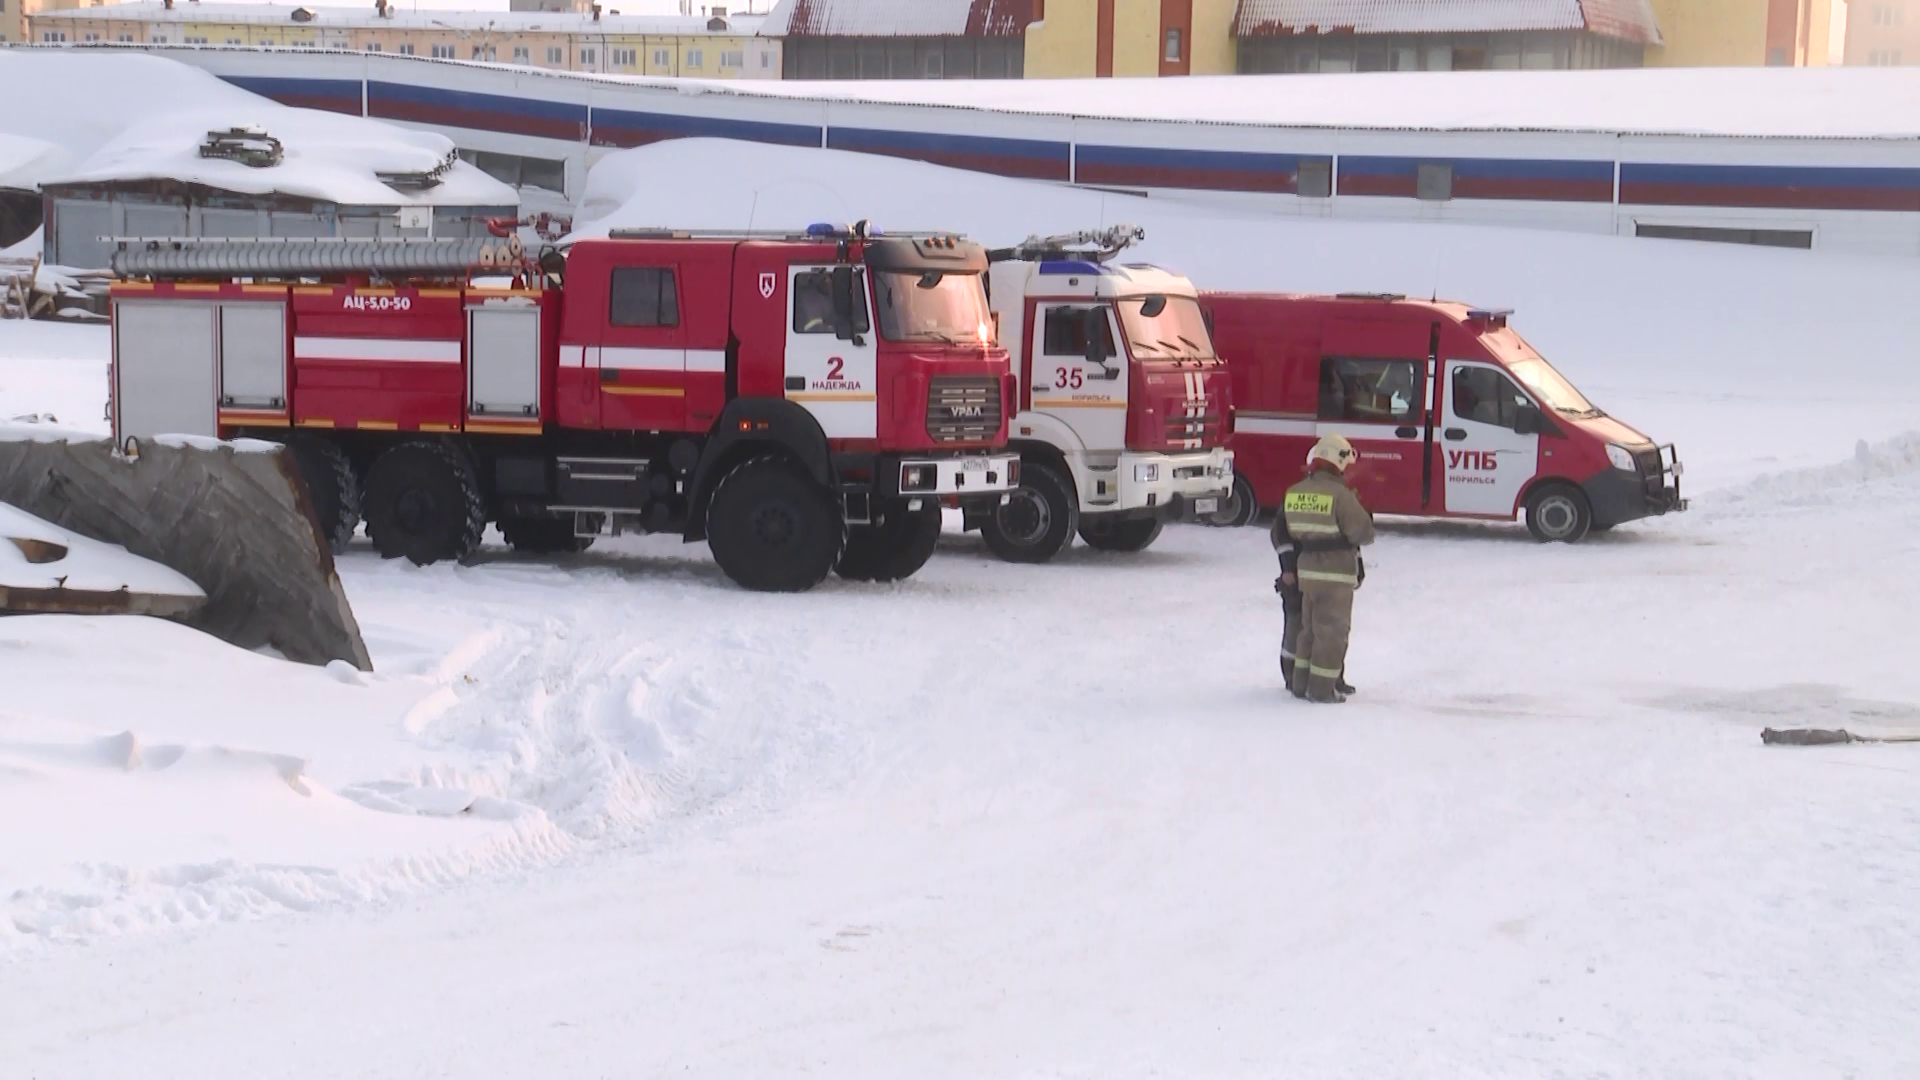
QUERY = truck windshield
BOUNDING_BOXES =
[873,270,994,345]
[1117,295,1214,359]
[1487,330,1602,418]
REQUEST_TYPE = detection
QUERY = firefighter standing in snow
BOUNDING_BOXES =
[1273,516,1363,694]
[1277,435,1375,703]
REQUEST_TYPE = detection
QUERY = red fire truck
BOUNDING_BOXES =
[1201,293,1685,542]
[105,224,1020,592]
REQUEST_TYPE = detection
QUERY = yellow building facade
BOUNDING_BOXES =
[1025,0,1236,78]
[1645,0,1834,66]
[28,2,782,79]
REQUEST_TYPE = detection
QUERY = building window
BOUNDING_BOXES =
[41,30,66,42]
[1416,162,1454,201]
[85,32,102,42]
[579,46,596,65]
[512,45,529,63]
[470,44,495,60]
[118,34,133,42]
[613,47,636,67]
[547,45,563,64]
[721,49,743,68]
[151,34,166,42]
[653,47,671,67]
[686,48,704,68]
[399,43,415,55]
[430,43,453,58]
[226,37,241,45]
[760,50,771,68]
[365,42,382,52]
[1164,28,1181,63]
[1766,45,1788,66]
[185,35,208,44]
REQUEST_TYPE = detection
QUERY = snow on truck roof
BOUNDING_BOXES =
[0,51,514,207]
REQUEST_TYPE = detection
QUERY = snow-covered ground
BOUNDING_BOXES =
[4,148,1920,1075]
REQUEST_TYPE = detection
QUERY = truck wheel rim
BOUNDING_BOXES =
[995,489,1050,545]
[751,502,799,547]
[1538,496,1579,538]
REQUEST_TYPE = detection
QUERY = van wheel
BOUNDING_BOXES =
[707,454,844,592]
[836,500,942,582]
[1207,475,1260,528]
[500,514,594,555]
[285,435,361,554]
[1526,483,1592,544]
[980,461,1077,564]
[1079,516,1164,553]
[363,441,487,565]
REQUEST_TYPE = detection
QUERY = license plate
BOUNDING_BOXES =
[1195,498,1219,514]
[963,458,988,471]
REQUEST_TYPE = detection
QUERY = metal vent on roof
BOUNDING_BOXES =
[290,6,316,22]
[377,150,457,191]
[199,126,283,168]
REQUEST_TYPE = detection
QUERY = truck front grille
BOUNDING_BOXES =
[1165,408,1225,448]
[927,376,1001,444]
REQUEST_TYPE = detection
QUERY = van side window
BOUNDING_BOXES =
[1041,305,1117,356]
[792,268,870,335]
[1318,358,1422,424]
[1452,366,1530,429]
[609,267,679,328]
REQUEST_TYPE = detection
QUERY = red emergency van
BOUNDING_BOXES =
[1200,293,1685,541]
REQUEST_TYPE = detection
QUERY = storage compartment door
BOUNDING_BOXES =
[468,307,542,420]
[113,300,218,443]
[218,302,288,412]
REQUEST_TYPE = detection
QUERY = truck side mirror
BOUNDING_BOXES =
[1513,403,1542,435]
[830,266,856,341]
[1083,307,1112,368]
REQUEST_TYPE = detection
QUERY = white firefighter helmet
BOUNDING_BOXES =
[1306,434,1359,471]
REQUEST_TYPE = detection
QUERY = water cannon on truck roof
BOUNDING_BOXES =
[963,225,1234,563]
[104,221,1020,592]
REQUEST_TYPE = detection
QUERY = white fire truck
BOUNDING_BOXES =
[964,227,1234,562]
[104,223,1019,592]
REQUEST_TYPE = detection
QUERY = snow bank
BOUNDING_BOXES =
[0,500,204,598]
[0,51,513,208]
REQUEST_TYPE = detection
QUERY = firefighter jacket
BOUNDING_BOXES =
[1279,468,1375,587]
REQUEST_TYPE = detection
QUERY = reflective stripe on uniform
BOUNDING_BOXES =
[1288,522,1343,535]
[1298,570,1358,586]
[1308,663,1343,678]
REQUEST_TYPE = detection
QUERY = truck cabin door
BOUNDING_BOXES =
[1314,320,1433,515]
[1441,361,1541,518]
[1028,302,1127,449]
[598,262,687,431]
[785,265,879,440]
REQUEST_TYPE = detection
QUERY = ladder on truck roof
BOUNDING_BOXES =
[104,235,536,282]
[987,225,1144,265]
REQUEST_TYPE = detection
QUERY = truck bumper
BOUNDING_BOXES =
[1584,443,1689,529]
[886,452,1020,498]
[1088,449,1234,522]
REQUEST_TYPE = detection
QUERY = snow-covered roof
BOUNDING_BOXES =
[761,0,1033,37]
[0,51,515,208]
[1232,0,1662,45]
[35,2,768,36]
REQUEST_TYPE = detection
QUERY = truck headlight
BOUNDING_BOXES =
[1134,464,1159,483]
[1606,444,1636,472]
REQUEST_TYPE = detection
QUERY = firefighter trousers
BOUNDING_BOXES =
[1281,585,1348,692]
[1291,581,1355,702]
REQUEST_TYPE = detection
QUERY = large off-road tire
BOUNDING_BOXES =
[706,455,844,592]
[500,514,594,555]
[1525,482,1593,544]
[1078,515,1164,553]
[1207,474,1260,529]
[836,499,942,583]
[980,460,1077,564]
[362,441,487,565]
[285,434,361,554]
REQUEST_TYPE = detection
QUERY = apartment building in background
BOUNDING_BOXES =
[1847,0,1913,64]
[27,1,781,78]
[6,0,120,45]
[1645,0,1835,66]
